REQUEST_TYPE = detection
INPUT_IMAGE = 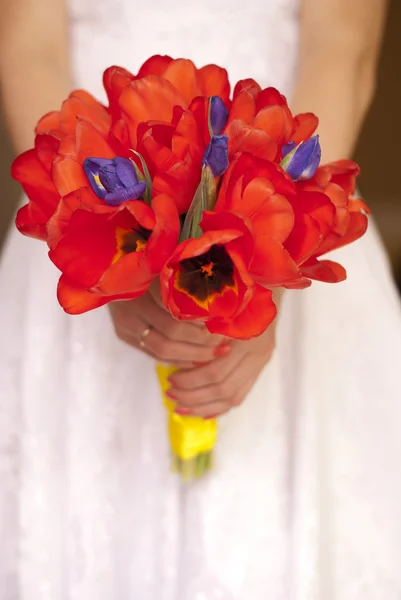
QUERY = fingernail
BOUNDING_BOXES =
[174,407,192,416]
[193,361,209,367]
[166,390,177,400]
[167,376,176,385]
[204,413,218,420]
[214,344,232,358]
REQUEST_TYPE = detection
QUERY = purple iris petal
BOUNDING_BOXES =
[282,141,296,158]
[105,182,147,206]
[202,135,229,177]
[283,135,321,181]
[209,96,229,136]
[98,163,121,192]
[83,157,114,199]
[84,156,147,205]
[114,157,140,188]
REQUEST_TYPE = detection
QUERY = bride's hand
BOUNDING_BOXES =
[108,291,229,365]
[166,323,276,418]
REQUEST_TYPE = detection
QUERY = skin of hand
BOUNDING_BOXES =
[2,0,388,416]
[108,286,228,368]
[166,322,276,418]
[109,284,279,418]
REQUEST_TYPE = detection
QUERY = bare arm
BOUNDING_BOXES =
[0,0,71,154]
[291,0,388,162]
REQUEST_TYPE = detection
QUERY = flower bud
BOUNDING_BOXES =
[281,135,321,181]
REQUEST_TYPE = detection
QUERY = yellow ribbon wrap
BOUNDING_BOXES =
[156,364,217,480]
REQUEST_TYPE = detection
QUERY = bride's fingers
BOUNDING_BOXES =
[111,294,222,347]
[168,354,258,410]
[109,306,218,366]
[174,370,257,419]
[142,326,232,364]
[168,344,245,391]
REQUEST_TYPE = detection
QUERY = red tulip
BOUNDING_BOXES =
[136,107,205,214]
[226,80,318,161]
[216,153,310,289]
[104,56,230,120]
[49,190,180,314]
[294,160,369,282]
[13,90,112,239]
[36,89,111,137]
[13,133,61,239]
[160,210,276,339]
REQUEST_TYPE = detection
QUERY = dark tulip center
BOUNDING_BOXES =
[178,244,234,302]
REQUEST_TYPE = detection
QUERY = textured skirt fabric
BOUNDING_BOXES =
[1,0,401,595]
[1,218,401,600]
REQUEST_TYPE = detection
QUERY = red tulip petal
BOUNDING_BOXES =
[59,91,110,136]
[12,148,51,188]
[11,149,60,217]
[171,108,204,162]
[283,277,312,290]
[296,191,335,236]
[162,59,202,105]
[332,207,351,236]
[15,203,48,240]
[292,113,319,144]
[168,282,211,319]
[284,213,322,265]
[348,197,370,214]
[255,87,288,110]
[207,285,276,340]
[250,237,301,286]
[201,210,254,266]
[198,64,230,103]
[103,65,135,119]
[233,79,261,99]
[137,55,173,78]
[35,111,61,134]
[57,134,78,159]
[205,253,249,319]
[316,212,368,257]
[253,105,293,144]
[228,91,256,124]
[109,119,131,154]
[57,275,111,314]
[52,155,88,197]
[144,194,180,273]
[321,182,348,207]
[227,120,277,161]
[49,209,124,288]
[301,258,347,283]
[34,133,60,170]
[75,120,115,163]
[46,187,106,249]
[95,251,153,296]
[242,179,294,242]
[119,76,187,146]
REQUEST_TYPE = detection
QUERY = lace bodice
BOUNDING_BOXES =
[68,0,300,101]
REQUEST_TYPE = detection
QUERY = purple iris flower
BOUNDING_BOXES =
[84,156,147,206]
[281,135,321,181]
[209,96,229,135]
[202,135,229,177]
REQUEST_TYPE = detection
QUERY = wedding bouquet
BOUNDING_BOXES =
[12,56,369,479]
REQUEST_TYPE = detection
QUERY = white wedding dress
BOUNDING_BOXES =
[1,1,401,599]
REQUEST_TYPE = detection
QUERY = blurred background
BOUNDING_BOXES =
[1,0,400,290]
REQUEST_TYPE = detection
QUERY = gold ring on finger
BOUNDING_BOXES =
[139,325,152,349]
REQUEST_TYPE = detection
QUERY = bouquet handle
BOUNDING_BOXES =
[156,364,217,480]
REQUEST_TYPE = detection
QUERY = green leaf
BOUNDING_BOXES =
[207,98,214,140]
[180,166,217,242]
[130,151,152,206]
[280,145,297,170]
[203,165,217,210]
